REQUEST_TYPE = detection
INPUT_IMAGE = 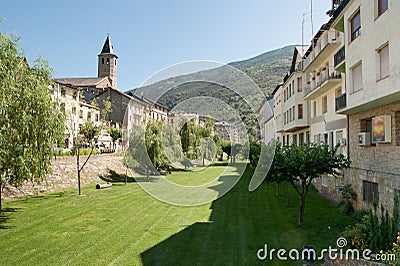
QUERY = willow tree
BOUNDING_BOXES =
[0,28,65,212]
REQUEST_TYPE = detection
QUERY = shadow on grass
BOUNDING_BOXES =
[99,169,158,183]
[140,164,353,265]
[0,207,19,230]
[140,166,275,265]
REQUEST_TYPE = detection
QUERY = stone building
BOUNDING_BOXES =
[51,82,101,149]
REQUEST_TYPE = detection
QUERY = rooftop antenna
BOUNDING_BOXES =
[310,0,314,38]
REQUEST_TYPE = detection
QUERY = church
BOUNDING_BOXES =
[52,35,168,149]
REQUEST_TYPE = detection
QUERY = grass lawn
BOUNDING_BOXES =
[0,163,354,265]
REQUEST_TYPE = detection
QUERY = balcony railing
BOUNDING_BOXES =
[335,93,347,111]
[332,0,350,19]
[303,29,342,70]
[304,67,342,97]
[334,46,345,67]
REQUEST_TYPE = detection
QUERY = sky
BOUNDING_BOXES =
[2,0,333,92]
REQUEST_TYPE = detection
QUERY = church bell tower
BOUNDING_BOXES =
[98,34,118,89]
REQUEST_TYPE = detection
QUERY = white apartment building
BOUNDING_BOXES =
[272,83,284,143]
[272,47,310,146]
[303,19,347,154]
[282,46,310,146]
[256,97,275,144]
[331,0,400,211]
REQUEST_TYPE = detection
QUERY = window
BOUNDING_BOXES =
[313,101,317,117]
[377,0,388,17]
[378,44,389,80]
[297,77,303,92]
[293,134,297,145]
[72,91,78,101]
[299,133,305,144]
[292,106,295,121]
[360,118,376,146]
[350,10,361,41]
[298,104,303,119]
[284,90,287,102]
[106,58,110,65]
[87,112,91,121]
[289,108,292,122]
[351,63,363,92]
[322,95,328,114]
[79,110,83,119]
[362,180,379,203]
[61,88,66,97]
[72,107,76,114]
[292,81,295,95]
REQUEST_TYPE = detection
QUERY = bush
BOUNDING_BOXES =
[337,200,354,215]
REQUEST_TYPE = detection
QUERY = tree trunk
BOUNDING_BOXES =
[286,182,289,206]
[298,192,306,226]
[77,149,81,195]
[0,182,2,214]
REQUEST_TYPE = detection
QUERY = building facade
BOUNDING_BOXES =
[256,96,275,144]
[331,0,400,211]
[51,82,101,149]
[214,122,241,144]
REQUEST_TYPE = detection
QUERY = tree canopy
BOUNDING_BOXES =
[267,143,350,225]
[0,29,65,211]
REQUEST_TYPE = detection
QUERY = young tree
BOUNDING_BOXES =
[267,143,350,225]
[108,127,122,150]
[74,122,100,195]
[0,29,65,212]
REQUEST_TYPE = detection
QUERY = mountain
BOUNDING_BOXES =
[228,45,296,92]
[127,45,296,135]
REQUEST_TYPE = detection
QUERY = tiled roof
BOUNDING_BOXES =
[54,77,108,87]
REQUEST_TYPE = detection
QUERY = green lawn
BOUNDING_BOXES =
[0,164,354,265]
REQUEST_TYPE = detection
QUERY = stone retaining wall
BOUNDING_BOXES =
[2,154,127,200]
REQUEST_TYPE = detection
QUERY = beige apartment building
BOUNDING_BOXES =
[331,0,400,211]
[51,82,101,149]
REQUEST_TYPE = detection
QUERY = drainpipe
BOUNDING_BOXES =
[346,114,350,159]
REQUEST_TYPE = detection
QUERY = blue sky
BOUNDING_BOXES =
[2,0,332,91]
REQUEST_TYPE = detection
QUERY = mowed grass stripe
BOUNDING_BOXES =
[1,185,138,255]
[30,186,155,265]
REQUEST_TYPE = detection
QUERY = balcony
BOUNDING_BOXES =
[332,0,350,32]
[334,46,345,72]
[332,0,350,19]
[303,29,342,72]
[335,93,347,111]
[284,62,304,83]
[304,68,342,100]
